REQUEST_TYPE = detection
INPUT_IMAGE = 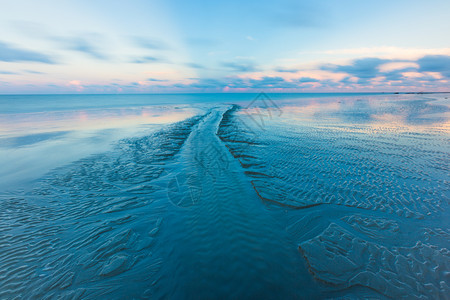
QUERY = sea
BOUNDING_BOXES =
[0,93,449,299]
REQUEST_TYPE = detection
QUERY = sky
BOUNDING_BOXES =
[0,0,449,94]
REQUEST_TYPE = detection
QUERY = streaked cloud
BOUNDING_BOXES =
[249,76,297,89]
[274,67,299,73]
[321,58,388,81]
[298,77,320,83]
[222,61,258,73]
[417,55,450,78]
[132,37,169,50]
[0,41,54,64]
[319,55,450,86]
[131,56,167,64]
[23,70,45,74]
[0,71,19,75]
[185,62,206,69]
[55,37,107,60]
[378,62,419,73]
[147,78,168,82]
[301,47,450,60]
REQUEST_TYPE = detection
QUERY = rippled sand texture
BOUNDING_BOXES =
[0,115,208,298]
[218,96,450,299]
[0,107,316,299]
[0,95,449,299]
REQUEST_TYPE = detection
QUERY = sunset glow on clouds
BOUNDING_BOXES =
[0,0,449,93]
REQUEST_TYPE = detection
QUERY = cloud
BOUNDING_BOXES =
[147,78,167,82]
[298,77,320,83]
[378,62,419,72]
[56,37,107,60]
[67,80,84,91]
[118,63,448,92]
[0,71,19,75]
[222,61,258,72]
[301,47,450,60]
[416,74,440,82]
[185,62,206,69]
[0,69,44,76]
[417,55,450,78]
[0,41,54,64]
[274,67,299,73]
[23,70,45,74]
[249,76,297,88]
[321,58,389,81]
[172,76,300,90]
[69,80,81,85]
[382,67,417,81]
[319,55,450,87]
[132,37,169,50]
[188,78,226,89]
[131,56,166,64]
[339,77,356,84]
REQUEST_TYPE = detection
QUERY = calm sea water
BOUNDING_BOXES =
[0,93,386,189]
[0,93,387,113]
[0,93,449,299]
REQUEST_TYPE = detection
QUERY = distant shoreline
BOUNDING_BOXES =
[0,91,449,96]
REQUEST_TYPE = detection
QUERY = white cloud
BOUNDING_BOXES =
[378,62,419,72]
[299,47,450,60]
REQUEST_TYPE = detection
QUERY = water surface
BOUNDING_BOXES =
[0,93,449,299]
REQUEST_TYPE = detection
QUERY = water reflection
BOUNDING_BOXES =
[389,98,450,125]
[0,105,200,190]
[336,98,374,123]
[0,105,199,138]
[279,94,450,128]
[0,131,70,148]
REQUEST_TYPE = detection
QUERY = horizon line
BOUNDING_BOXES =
[1,91,449,96]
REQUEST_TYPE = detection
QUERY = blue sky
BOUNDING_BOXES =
[0,0,449,93]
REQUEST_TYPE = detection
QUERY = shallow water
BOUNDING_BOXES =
[0,93,449,298]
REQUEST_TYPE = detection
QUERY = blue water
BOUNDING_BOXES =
[0,93,449,298]
[0,92,388,113]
